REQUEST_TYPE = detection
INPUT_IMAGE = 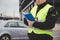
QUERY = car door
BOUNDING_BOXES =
[4,21,29,39]
[4,22,20,38]
[17,22,29,38]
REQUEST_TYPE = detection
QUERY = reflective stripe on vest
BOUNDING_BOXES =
[28,4,53,36]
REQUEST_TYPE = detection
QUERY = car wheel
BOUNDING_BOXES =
[0,35,11,40]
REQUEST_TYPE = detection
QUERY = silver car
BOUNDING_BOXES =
[0,20,29,40]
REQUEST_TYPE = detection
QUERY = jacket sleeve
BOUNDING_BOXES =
[33,7,57,30]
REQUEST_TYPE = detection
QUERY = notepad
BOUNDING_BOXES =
[23,13,35,21]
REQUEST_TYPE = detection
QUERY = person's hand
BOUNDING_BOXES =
[27,20,34,27]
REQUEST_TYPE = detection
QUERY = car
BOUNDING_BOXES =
[0,20,29,40]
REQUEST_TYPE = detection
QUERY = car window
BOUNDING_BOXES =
[5,22,18,27]
[9,22,18,27]
[4,22,9,27]
[18,22,28,28]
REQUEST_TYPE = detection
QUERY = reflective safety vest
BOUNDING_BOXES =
[28,4,53,36]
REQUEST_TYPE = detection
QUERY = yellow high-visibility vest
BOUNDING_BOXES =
[28,4,53,36]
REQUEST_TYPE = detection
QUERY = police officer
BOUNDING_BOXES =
[24,0,57,40]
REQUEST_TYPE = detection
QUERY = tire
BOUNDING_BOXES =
[0,34,11,40]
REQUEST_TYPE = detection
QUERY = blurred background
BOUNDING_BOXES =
[0,0,60,40]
